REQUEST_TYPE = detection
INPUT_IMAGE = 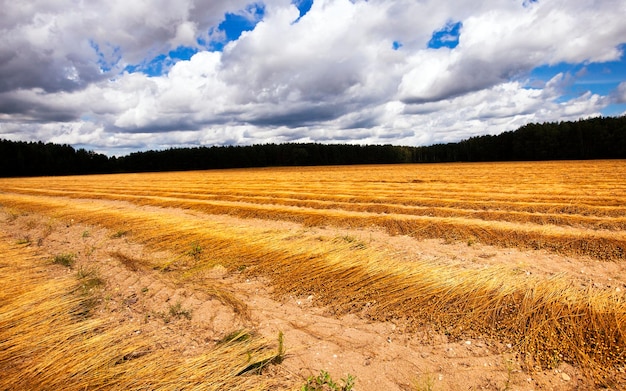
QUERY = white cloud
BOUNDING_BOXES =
[170,21,198,48]
[0,0,624,155]
[399,0,626,104]
[614,82,626,104]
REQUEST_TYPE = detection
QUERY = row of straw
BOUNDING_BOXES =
[0,233,280,390]
[6,183,626,230]
[2,187,624,261]
[1,193,624,384]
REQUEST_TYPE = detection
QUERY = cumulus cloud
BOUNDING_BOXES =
[0,0,253,92]
[0,0,624,155]
[613,82,626,104]
[398,0,626,103]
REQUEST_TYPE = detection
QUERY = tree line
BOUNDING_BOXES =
[1,116,625,177]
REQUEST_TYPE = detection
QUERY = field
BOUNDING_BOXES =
[1,160,625,390]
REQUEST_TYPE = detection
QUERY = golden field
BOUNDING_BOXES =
[1,160,625,390]
[3,160,625,259]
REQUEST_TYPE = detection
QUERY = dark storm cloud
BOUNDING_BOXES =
[245,104,345,128]
[0,92,80,122]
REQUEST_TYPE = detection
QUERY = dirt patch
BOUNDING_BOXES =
[1,206,614,390]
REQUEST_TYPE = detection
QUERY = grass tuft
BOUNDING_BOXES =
[168,301,192,320]
[76,266,104,293]
[111,229,129,238]
[53,253,75,268]
[301,370,356,391]
[0,236,276,391]
[187,241,203,260]
[2,162,626,385]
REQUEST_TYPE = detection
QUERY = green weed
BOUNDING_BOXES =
[72,267,104,318]
[76,267,104,294]
[301,370,355,391]
[187,242,203,260]
[53,253,75,268]
[168,301,192,320]
[111,230,129,238]
[336,235,367,250]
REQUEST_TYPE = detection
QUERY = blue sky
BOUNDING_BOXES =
[0,0,625,155]
[427,21,462,50]
[528,50,626,116]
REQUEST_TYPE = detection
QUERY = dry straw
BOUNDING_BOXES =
[0,235,281,390]
[2,161,625,260]
[1,160,625,384]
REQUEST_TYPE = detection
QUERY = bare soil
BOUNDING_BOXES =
[3,203,622,390]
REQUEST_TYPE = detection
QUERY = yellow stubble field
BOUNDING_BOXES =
[1,160,625,389]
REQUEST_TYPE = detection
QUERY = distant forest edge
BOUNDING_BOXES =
[1,116,625,177]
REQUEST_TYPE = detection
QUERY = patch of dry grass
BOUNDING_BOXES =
[1,194,624,384]
[1,161,625,260]
[1,161,625,385]
[0,235,281,390]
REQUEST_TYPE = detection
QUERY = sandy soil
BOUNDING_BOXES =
[3,204,622,390]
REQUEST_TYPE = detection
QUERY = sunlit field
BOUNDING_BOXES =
[4,160,626,259]
[0,235,281,391]
[1,160,625,389]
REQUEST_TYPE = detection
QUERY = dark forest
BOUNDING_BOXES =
[1,116,625,177]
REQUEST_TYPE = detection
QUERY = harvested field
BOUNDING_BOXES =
[1,160,625,390]
[3,161,625,259]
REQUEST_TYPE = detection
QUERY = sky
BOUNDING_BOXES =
[1,0,625,156]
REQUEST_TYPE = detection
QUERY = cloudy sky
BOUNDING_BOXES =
[1,0,625,156]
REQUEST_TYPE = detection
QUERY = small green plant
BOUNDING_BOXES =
[336,235,366,250]
[76,267,104,295]
[340,235,357,243]
[187,242,203,260]
[53,253,75,268]
[111,230,129,238]
[301,370,355,391]
[168,301,192,320]
[85,245,97,257]
[82,230,90,238]
[72,267,104,318]
[43,221,54,237]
